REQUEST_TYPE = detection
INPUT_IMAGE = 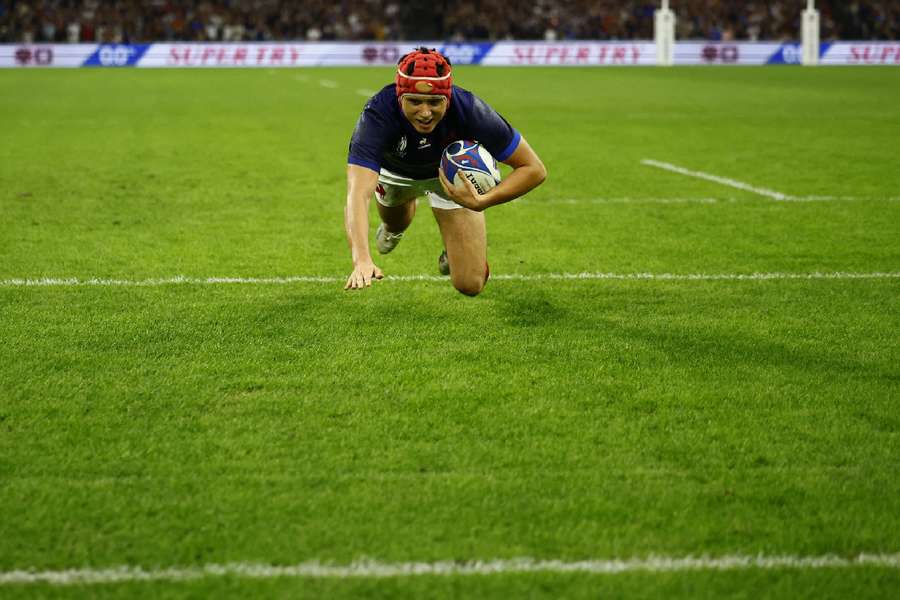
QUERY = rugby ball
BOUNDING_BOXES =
[440,140,501,196]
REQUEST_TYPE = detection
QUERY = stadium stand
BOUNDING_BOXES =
[1,1,898,43]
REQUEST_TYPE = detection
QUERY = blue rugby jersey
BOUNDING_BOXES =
[348,84,521,181]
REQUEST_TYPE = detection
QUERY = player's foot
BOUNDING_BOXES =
[375,223,404,255]
[438,249,450,276]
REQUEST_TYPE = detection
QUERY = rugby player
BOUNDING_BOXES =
[344,47,547,295]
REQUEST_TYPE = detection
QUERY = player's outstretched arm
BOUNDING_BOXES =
[344,164,383,290]
[439,136,547,212]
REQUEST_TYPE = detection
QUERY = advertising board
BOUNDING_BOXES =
[2,41,898,68]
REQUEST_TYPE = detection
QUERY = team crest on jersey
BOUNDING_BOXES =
[396,135,408,157]
[418,137,431,150]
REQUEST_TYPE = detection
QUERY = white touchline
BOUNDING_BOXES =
[642,159,793,201]
[1,272,899,288]
[2,553,899,585]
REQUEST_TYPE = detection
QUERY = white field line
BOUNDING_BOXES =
[356,88,376,97]
[2,272,899,288]
[772,195,900,202]
[319,79,338,88]
[519,197,724,205]
[642,159,793,201]
[2,554,899,585]
[522,196,900,204]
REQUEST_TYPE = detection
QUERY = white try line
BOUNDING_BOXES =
[642,159,793,201]
[2,553,899,585]
[2,272,899,288]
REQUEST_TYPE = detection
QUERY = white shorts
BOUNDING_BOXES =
[375,168,463,211]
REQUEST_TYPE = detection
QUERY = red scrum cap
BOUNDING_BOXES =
[395,47,453,101]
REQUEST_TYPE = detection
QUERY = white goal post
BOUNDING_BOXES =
[655,0,675,66]
[655,1,822,67]
[802,0,821,66]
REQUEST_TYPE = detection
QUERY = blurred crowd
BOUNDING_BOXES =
[469,1,900,42]
[0,0,402,43]
[1,1,899,44]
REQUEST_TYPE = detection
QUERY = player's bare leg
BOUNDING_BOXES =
[375,193,416,254]
[377,196,416,233]
[432,207,488,296]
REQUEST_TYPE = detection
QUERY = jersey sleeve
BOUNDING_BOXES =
[467,95,521,163]
[347,101,390,173]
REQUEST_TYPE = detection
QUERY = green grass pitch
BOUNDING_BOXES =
[1,65,899,598]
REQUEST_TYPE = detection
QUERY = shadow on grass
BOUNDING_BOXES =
[492,288,569,328]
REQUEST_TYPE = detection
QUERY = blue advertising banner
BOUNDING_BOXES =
[766,42,833,65]
[82,44,151,67]
[438,43,495,66]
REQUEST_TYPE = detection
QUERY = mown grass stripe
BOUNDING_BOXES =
[3,554,899,585]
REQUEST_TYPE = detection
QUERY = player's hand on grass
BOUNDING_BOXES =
[439,169,485,212]
[345,260,383,290]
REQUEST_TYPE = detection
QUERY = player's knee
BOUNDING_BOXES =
[452,274,486,297]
